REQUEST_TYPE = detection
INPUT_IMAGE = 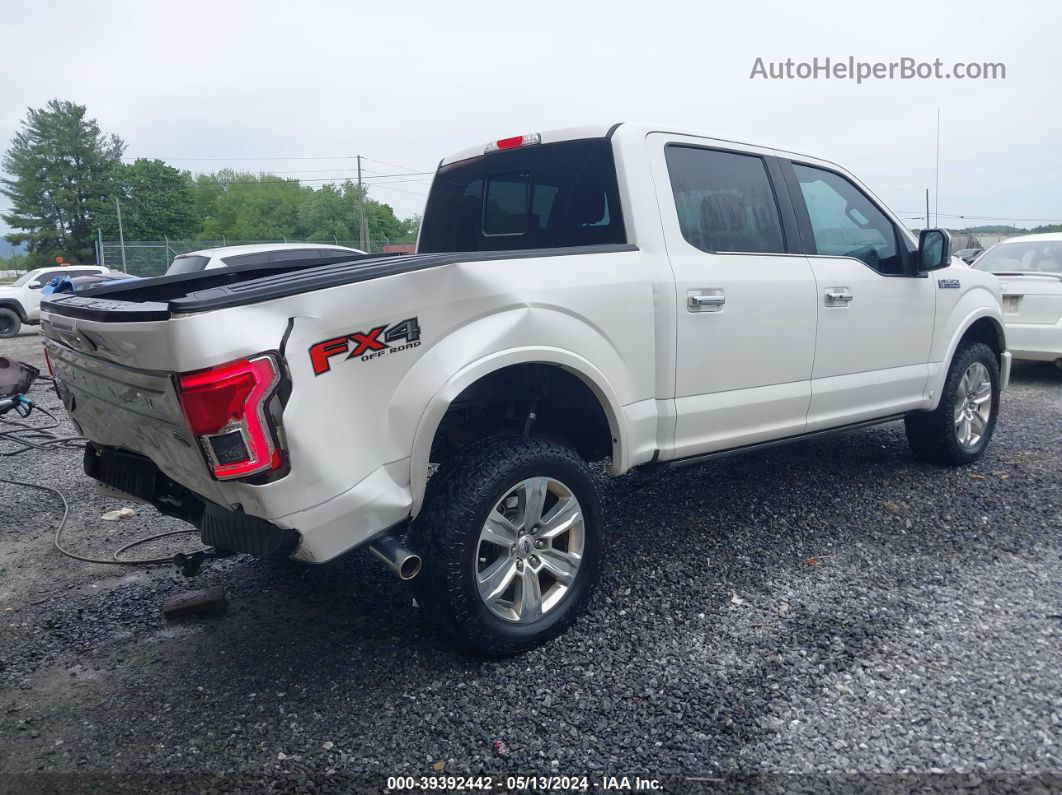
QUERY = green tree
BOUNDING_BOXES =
[95,159,198,240]
[190,171,307,240]
[1,100,124,264]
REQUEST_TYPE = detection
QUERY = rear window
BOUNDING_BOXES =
[418,139,626,253]
[166,255,211,275]
[974,241,1062,274]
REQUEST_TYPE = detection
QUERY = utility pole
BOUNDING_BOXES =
[357,154,369,252]
[97,228,105,266]
[934,107,941,228]
[115,198,127,270]
[925,188,931,230]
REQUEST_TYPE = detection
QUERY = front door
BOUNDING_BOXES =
[782,160,936,431]
[649,134,818,458]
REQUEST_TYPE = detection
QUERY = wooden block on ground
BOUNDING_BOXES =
[162,586,227,619]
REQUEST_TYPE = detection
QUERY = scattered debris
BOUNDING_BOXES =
[433,760,445,772]
[729,591,745,606]
[804,557,820,567]
[882,500,906,515]
[969,473,987,481]
[322,741,334,750]
[492,738,509,757]
[162,587,227,619]
[100,507,136,521]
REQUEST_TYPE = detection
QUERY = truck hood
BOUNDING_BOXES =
[0,286,20,300]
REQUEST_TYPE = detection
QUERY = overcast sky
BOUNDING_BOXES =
[2,0,1059,233]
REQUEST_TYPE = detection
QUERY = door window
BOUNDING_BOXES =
[792,164,903,275]
[665,146,786,254]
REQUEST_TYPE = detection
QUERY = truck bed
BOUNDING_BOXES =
[43,245,634,322]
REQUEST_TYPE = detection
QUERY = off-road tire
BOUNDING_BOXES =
[409,436,601,657]
[905,342,1000,465]
[0,308,21,338]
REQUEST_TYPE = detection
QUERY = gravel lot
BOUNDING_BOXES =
[1,328,1060,791]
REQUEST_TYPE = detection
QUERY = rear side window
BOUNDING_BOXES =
[418,139,626,253]
[665,146,786,254]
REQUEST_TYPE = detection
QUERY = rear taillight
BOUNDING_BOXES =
[177,354,283,480]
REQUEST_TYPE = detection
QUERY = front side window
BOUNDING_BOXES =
[665,145,786,254]
[792,164,903,275]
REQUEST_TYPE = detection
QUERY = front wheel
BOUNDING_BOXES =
[0,308,21,338]
[410,437,601,657]
[905,341,1000,465]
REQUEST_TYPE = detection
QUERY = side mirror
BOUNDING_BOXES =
[918,228,952,272]
[27,282,44,290]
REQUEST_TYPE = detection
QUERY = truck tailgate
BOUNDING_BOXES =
[43,337,231,506]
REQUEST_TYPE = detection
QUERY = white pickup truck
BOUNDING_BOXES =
[41,124,1010,656]
[0,265,108,337]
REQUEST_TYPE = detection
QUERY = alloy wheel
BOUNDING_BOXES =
[475,476,585,623]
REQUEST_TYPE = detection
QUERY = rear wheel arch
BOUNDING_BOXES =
[408,350,626,517]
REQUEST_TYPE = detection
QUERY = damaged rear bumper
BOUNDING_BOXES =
[84,443,301,558]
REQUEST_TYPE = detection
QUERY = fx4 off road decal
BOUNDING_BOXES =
[309,317,421,375]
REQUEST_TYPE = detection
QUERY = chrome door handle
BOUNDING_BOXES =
[688,290,725,311]
[824,288,854,306]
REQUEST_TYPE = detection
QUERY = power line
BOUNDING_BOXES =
[199,166,434,177]
[123,154,361,161]
[366,184,428,197]
[361,155,431,175]
[122,154,435,174]
[897,211,1062,223]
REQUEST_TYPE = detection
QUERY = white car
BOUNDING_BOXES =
[166,243,366,275]
[972,232,1062,367]
[0,264,109,337]
[42,124,1009,655]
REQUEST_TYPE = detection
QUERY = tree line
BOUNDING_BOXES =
[1,100,422,267]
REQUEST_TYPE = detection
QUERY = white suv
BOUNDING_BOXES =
[42,124,1010,655]
[166,243,366,275]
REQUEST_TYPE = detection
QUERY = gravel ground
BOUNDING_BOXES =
[1,328,1061,792]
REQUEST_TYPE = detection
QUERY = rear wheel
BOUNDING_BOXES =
[0,308,20,338]
[410,436,601,657]
[905,342,1000,465]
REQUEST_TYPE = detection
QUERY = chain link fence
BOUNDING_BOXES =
[99,239,413,277]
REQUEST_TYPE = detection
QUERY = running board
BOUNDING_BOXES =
[663,414,908,470]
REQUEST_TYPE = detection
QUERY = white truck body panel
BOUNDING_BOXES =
[40,123,1008,565]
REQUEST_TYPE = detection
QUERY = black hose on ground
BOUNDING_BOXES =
[0,398,207,567]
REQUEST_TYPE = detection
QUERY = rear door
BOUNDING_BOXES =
[779,159,935,431]
[649,134,818,457]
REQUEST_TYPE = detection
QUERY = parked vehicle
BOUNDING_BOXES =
[166,243,366,275]
[41,271,138,295]
[41,124,1010,655]
[973,232,1062,366]
[954,247,984,265]
[0,265,109,338]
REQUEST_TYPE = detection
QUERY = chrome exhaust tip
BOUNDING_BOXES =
[368,535,422,580]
